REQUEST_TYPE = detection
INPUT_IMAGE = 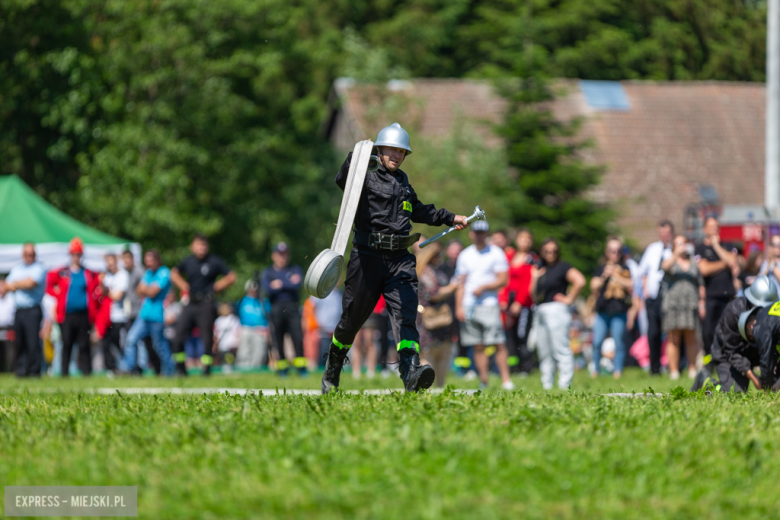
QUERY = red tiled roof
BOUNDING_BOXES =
[328,78,766,247]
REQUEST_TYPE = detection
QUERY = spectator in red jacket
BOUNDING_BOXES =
[45,237,100,376]
[500,228,538,375]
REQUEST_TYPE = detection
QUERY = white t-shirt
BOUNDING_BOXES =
[455,244,509,308]
[215,314,241,352]
[103,269,130,324]
[0,293,15,328]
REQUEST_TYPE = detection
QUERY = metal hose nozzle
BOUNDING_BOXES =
[419,206,486,248]
[367,155,380,172]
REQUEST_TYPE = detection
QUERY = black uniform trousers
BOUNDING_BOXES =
[101,322,124,372]
[0,329,13,373]
[714,363,751,393]
[270,300,304,361]
[703,297,731,357]
[172,300,216,361]
[375,312,391,369]
[61,310,91,376]
[506,307,536,374]
[334,248,419,350]
[646,296,664,374]
[14,305,42,377]
[696,335,760,393]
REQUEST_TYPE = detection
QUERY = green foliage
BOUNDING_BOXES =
[464,0,767,81]
[1,0,346,270]
[0,0,96,207]
[69,0,345,267]
[2,370,780,518]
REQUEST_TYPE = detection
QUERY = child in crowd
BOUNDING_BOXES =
[214,303,241,370]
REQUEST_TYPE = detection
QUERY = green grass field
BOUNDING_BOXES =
[2,369,779,519]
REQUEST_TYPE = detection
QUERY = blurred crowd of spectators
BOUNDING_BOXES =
[0,215,766,388]
[412,215,761,389]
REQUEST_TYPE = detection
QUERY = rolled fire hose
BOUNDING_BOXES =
[304,140,374,298]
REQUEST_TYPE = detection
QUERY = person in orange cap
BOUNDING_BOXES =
[45,237,101,376]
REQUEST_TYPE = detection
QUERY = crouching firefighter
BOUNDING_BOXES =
[692,275,777,392]
[322,123,469,394]
[738,296,780,392]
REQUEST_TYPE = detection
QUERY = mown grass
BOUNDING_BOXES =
[0,367,685,393]
[2,370,777,519]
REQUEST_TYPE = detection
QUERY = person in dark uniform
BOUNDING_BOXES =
[738,298,780,392]
[691,275,777,392]
[321,123,469,394]
[170,234,236,375]
[695,216,738,363]
[262,241,307,376]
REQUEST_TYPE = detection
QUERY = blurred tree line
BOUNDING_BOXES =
[0,0,767,279]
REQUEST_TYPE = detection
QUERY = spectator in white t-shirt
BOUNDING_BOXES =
[214,303,241,369]
[100,253,129,373]
[455,220,513,390]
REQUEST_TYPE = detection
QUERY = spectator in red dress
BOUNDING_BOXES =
[500,228,538,375]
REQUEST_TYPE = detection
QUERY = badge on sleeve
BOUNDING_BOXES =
[403,201,412,212]
[769,302,780,317]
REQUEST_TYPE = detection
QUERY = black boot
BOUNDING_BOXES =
[175,363,188,377]
[321,344,350,394]
[398,348,435,392]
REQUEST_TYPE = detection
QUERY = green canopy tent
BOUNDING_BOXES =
[0,175,141,272]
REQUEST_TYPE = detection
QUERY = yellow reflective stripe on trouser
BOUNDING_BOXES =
[277,359,289,370]
[201,355,214,366]
[507,356,519,366]
[702,354,712,365]
[397,340,419,352]
[332,335,352,350]
[174,352,187,363]
[294,357,307,368]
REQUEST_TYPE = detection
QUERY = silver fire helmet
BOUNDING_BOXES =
[375,123,412,154]
[745,275,778,308]
[738,307,761,342]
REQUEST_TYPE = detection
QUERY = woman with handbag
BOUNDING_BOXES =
[589,236,633,379]
[416,242,457,388]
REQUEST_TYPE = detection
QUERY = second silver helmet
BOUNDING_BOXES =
[738,307,760,342]
[745,275,779,308]
[375,123,412,154]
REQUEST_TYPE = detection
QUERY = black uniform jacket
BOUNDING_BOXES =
[336,152,455,238]
[711,297,754,375]
[752,302,780,389]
